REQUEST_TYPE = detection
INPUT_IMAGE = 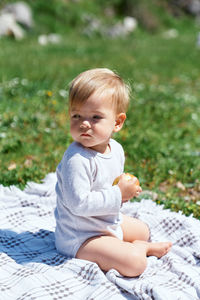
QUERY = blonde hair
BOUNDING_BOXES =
[69,68,130,114]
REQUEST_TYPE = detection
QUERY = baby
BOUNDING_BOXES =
[55,68,172,277]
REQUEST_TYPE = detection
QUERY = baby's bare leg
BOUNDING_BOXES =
[121,214,172,258]
[121,214,150,242]
[76,215,172,277]
[76,235,149,277]
[76,236,172,277]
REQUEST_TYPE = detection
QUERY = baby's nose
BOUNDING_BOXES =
[80,120,91,128]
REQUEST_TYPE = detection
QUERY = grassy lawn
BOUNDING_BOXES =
[0,22,199,217]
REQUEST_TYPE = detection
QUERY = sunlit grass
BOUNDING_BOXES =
[0,26,199,217]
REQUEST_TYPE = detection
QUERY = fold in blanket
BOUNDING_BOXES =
[0,173,200,300]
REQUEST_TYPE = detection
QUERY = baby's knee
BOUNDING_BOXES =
[141,222,150,241]
[122,253,147,277]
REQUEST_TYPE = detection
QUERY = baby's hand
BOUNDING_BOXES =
[117,174,142,203]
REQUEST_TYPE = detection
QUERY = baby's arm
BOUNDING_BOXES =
[117,174,142,202]
[58,155,122,217]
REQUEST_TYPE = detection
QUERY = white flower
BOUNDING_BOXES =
[21,78,28,86]
[162,29,179,39]
[38,33,61,46]
[0,132,7,138]
[59,89,68,98]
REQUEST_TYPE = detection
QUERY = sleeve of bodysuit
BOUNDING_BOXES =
[58,153,122,217]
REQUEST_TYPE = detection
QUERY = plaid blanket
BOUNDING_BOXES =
[0,173,200,300]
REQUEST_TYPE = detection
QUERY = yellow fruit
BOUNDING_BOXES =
[113,173,140,186]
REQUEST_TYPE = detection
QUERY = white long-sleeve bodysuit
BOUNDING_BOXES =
[54,139,125,257]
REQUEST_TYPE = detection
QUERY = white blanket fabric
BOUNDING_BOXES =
[0,173,200,300]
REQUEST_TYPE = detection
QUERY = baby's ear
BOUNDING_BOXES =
[114,113,126,132]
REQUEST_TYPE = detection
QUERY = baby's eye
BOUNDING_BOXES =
[93,115,102,120]
[72,114,81,119]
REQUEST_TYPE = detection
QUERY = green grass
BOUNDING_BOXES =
[0,23,199,217]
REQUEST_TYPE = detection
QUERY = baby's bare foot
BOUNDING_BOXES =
[147,241,172,258]
[132,240,172,258]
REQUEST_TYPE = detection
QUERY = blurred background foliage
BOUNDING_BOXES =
[0,0,198,33]
[0,0,199,217]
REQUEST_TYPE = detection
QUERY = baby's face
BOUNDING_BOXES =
[70,92,117,154]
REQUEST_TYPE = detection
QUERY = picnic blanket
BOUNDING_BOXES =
[0,173,200,300]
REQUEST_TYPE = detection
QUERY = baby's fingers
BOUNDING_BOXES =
[135,185,142,197]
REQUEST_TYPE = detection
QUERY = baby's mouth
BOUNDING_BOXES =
[81,133,91,137]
